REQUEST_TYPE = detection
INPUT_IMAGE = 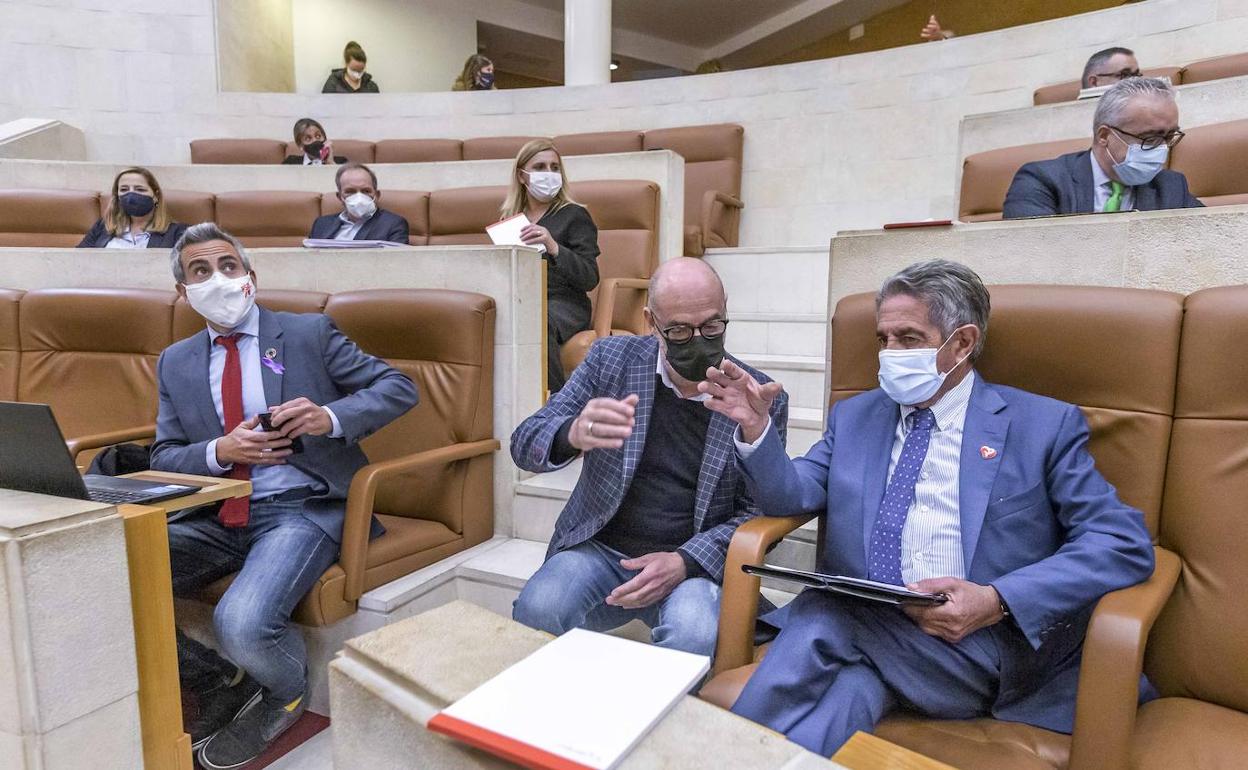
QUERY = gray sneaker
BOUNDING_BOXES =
[197,691,306,769]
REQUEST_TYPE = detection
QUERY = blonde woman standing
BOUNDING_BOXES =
[501,139,600,391]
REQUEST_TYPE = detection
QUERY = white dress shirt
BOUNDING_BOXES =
[105,229,151,249]
[302,154,323,166]
[333,211,371,241]
[1091,152,1135,213]
[656,352,711,402]
[736,371,977,583]
[203,304,342,500]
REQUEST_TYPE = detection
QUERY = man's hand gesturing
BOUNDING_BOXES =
[569,394,640,451]
[698,359,783,443]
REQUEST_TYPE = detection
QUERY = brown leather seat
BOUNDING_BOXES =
[1167,118,1248,206]
[190,139,287,165]
[0,288,24,400]
[215,190,323,247]
[427,185,505,246]
[701,285,1188,770]
[283,139,375,164]
[1130,285,1248,768]
[373,139,463,163]
[1173,52,1248,85]
[644,124,744,256]
[462,136,546,161]
[1032,66,1184,106]
[320,189,430,245]
[959,138,1088,221]
[156,190,215,228]
[553,131,644,156]
[0,189,101,246]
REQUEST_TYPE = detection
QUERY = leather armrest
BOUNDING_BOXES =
[700,190,744,249]
[66,424,157,462]
[340,438,500,602]
[1067,546,1181,770]
[592,277,649,337]
[712,513,814,676]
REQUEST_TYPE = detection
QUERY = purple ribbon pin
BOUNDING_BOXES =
[261,352,285,375]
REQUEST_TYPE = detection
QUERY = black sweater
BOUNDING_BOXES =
[322,68,379,93]
[539,202,601,342]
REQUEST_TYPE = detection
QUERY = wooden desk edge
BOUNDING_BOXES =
[831,732,957,770]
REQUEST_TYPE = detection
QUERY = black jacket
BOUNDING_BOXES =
[282,154,349,165]
[77,219,187,248]
[322,68,379,94]
[1002,150,1203,219]
[540,203,601,341]
[308,209,409,243]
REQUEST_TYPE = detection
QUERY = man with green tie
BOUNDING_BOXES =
[1002,77,1203,218]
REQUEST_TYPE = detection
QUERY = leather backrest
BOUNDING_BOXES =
[1032,66,1185,106]
[160,190,215,228]
[462,136,546,161]
[284,139,375,164]
[0,189,100,247]
[325,289,495,532]
[190,139,287,165]
[959,138,1088,219]
[373,139,463,163]
[18,288,173,440]
[320,190,430,244]
[1147,285,1248,712]
[215,191,323,247]
[0,289,23,401]
[644,124,744,225]
[569,180,660,333]
[1177,52,1248,84]
[553,131,644,156]
[427,185,507,245]
[1168,118,1248,200]
[827,285,1183,533]
[172,290,330,342]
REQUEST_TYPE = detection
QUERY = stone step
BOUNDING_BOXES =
[734,353,826,412]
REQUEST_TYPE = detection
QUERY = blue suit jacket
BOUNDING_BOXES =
[1002,150,1203,219]
[307,208,410,243]
[150,307,419,542]
[742,376,1154,731]
[510,335,789,581]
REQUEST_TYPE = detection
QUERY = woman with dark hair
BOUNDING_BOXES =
[78,167,186,248]
[323,41,379,93]
[453,54,497,91]
[282,118,347,165]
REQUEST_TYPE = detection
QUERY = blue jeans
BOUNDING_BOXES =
[168,496,339,702]
[512,540,721,656]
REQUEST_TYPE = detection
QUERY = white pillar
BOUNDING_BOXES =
[564,0,612,86]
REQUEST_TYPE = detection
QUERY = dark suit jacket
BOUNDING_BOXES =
[308,209,410,243]
[77,219,187,248]
[1002,150,1203,219]
[282,155,348,165]
[150,308,419,542]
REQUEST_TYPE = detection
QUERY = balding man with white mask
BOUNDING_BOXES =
[1003,77,1202,218]
[510,258,789,656]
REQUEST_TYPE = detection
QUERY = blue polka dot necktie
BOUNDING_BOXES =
[867,408,935,585]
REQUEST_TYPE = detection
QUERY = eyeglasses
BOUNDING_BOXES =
[1093,68,1142,81]
[653,316,729,344]
[1108,125,1186,151]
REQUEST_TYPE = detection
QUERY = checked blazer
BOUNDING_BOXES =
[510,334,788,581]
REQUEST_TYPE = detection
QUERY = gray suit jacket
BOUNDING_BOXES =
[150,307,419,542]
[1002,150,1203,219]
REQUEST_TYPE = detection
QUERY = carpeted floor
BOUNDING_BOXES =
[191,712,331,769]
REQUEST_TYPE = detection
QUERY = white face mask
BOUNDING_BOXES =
[184,271,255,329]
[877,327,972,406]
[343,192,376,220]
[526,170,563,201]
[346,68,363,81]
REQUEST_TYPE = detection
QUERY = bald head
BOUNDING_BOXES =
[647,258,726,320]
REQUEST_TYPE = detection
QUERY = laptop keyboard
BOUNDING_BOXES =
[87,488,156,504]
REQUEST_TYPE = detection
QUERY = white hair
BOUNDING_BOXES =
[1093,77,1175,132]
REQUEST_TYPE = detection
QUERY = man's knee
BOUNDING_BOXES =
[653,578,721,656]
[213,595,281,663]
[512,552,601,634]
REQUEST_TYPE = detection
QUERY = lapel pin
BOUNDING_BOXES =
[261,348,285,375]
[980,445,998,460]
[264,347,277,360]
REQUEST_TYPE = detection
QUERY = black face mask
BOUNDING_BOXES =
[119,191,155,217]
[303,140,325,158]
[663,334,726,383]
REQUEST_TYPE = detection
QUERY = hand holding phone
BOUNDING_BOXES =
[258,412,304,454]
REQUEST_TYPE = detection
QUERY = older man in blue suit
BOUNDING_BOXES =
[152,223,418,769]
[701,259,1154,756]
[511,258,788,656]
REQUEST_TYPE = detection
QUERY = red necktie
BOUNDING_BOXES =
[215,334,251,527]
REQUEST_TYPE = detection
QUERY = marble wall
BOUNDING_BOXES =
[216,0,296,93]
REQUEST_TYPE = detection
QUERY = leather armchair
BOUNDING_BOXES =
[559,276,649,376]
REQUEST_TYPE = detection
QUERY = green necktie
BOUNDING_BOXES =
[1104,181,1125,213]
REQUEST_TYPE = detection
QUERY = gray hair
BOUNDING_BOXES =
[170,222,251,282]
[876,259,991,360]
[1093,76,1175,133]
[1081,46,1134,88]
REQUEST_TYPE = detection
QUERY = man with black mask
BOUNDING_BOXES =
[510,257,789,657]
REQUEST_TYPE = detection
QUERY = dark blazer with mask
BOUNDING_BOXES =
[307,209,410,243]
[1002,150,1203,219]
[77,220,187,248]
[282,155,349,165]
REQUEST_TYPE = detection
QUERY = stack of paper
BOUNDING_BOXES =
[301,238,409,249]
[486,213,546,253]
[427,628,709,770]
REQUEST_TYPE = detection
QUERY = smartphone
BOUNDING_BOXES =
[257,412,304,454]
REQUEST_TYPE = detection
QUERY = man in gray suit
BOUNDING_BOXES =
[152,223,418,769]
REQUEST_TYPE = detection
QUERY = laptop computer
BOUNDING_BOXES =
[0,402,199,505]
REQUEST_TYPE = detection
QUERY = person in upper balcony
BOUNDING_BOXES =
[78,166,187,249]
[322,41,379,93]
[282,118,348,166]
[1081,46,1141,90]
[500,139,600,392]
[453,54,497,91]
[1003,78,1202,219]
[307,163,409,244]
